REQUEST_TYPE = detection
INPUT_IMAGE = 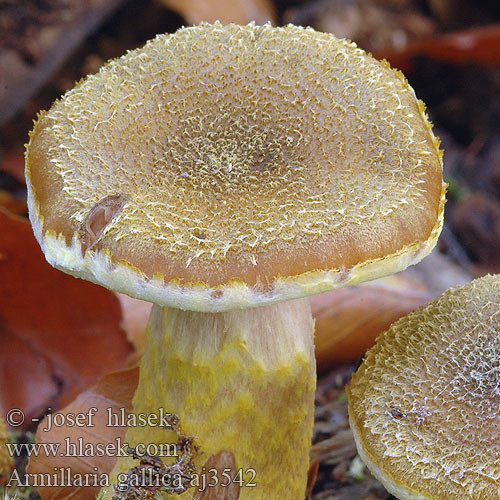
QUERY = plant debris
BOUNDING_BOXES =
[112,417,199,500]
[311,366,394,499]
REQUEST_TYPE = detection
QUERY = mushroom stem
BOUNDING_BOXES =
[106,297,316,499]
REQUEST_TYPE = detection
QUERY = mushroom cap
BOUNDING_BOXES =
[26,22,445,312]
[347,274,500,500]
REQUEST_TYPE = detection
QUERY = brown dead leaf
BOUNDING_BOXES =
[0,189,27,215]
[160,0,275,25]
[312,275,431,370]
[379,23,500,73]
[0,413,14,486]
[305,459,319,500]
[115,293,151,362]
[0,209,133,429]
[27,367,139,500]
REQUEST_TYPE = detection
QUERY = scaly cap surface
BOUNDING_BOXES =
[348,274,500,499]
[26,22,445,311]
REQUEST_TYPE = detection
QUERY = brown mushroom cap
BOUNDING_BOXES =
[26,22,445,311]
[347,274,500,499]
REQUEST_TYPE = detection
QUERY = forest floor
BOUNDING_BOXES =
[0,1,499,499]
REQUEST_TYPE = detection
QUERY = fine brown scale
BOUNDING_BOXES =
[27,23,443,290]
[348,274,500,499]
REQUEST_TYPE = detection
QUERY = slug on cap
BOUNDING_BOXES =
[26,22,445,313]
[26,22,445,500]
[347,274,500,500]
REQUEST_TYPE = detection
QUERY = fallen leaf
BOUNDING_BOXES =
[311,275,431,370]
[0,413,14,486]
[27,367,139,500]
[160,0,275,25]
[305,459,319,500]
[0,209,133,429]
[378,23,500,72]
[115,293,151,363]
[0,189,27,216]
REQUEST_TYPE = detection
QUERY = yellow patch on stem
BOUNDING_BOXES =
[103,298,316,499]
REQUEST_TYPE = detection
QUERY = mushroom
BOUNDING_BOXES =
[25,23,445,499]
[347,274,500,500]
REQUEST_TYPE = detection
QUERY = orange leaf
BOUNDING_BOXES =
[0,413,14,486]
[160,0,275,25]
[27,368,139,500]
[379,23,500,72]
[0,189,27,216]
[0,209,133,429]
[312,275,431,370]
